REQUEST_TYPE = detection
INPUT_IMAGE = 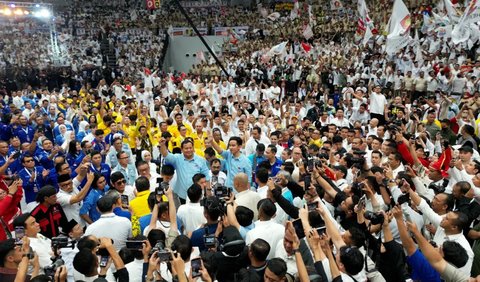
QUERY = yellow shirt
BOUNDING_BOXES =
[129,190,151,218]
[191,131,207,150]
[170,135,188,151]
[168,123,193,138]
[96,114,111,136]
[123,124,137,148]
[309,138,323,148]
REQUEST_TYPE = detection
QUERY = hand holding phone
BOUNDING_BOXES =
[191,258,202,278]
[15,226,25,245]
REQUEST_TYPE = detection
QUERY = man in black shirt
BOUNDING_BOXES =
[30,186,70,239]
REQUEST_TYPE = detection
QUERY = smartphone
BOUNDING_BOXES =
[191,258,202,278]
[15,226,24,245]
[126,240,144,250]
[358,195,366,210]
[293,218,306,239]
[304,175,311,190]
[99,256,109,267]
[316,226,327,236]
[121,195,129,206]
[12,151,21,159]
[155,251,173,262]
[308,158,314,172]
[307,201,318,211]
[37,127,43,133]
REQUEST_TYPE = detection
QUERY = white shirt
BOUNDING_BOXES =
[57,189,85,228]
[126,259,144,282]
[85,213,133,252]
[177,202,206,235]
[369,91,386,114]
[274,240,299,276]
[235,190,262,221]
[245,136,271,156]
[257,185,268,199]
[28,234,52,275]
[245,220,285,259]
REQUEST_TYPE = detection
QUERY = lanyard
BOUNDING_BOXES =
[24,167,36,178]
[21,127,29,136]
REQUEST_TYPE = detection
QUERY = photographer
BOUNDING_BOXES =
[146,183,179,247]
[73,236,128,282]
[0,236,40,282]
[188,196,221,252]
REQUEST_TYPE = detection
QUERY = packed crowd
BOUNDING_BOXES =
[5,0,480,282]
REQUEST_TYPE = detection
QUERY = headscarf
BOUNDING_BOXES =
[79,121,89,133]
[62,131,74,150]
[141,150,151,163]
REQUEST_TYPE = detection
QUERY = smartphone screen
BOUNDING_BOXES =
[293,218,305,239]
[308,158,314,172]
[15,226,25,245]
[100,256,109,267]
[307,201,318,211]
[121,195,129,206]
[126,240,144,250]
[12,151,21,159]
[304,175,311,190]
[191,258,202,278]
[316,226,327,236]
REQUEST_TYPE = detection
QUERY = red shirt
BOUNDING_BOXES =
[0,176,23,241]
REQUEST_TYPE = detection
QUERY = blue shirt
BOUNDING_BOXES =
[191,222,219,252]
[0,154,13,176]
[0,123,13,142]
[90,163,111,186]
[269,158,283,177]
[53,124,74,139]
[35,124,54,142]
[165,152,210,200]
[248,154,266,171]
[92,140,108,162]
[407,250,441,282]
[18,166,51,204]
[105,131,124,145]
[239,222,255,239]
[220,150,252,191]
[13,125,35,144]
[112,164,137,186]
[79,188,106,223]
[73,151,86,170]
[113,207,131,220]
[138,213,182,234]
[34,149,62,170]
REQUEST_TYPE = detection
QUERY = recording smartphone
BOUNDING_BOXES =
[308,158,314,172]
[12,151,21,159]
[37,127,43,133]
[307,201,318,211]
[316,226,327,236]
[121,195,129,206]
[99,256,109,267]
[15,226,24,245]
[126,240,144,250]
[304,175,311,190]
[191,258,202,278]
[293,218,306,239]
[155,251,173,262]
[358,196,366,211]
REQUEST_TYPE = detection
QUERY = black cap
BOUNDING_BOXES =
[63,219,79,234]
[111,171,126,185]
[57,174,72,184]
[35,186,57,202]
[333,165,348,177]
[460,145,474,154]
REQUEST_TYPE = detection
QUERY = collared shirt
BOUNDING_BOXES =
[126,259,144,282]
[106,148,135,169]
[177,202,206,235]
[245,220,285,260]
[129,190,151,218]
[31,203,69,239]
[407,250,441,281]
[85,212,133,252]
[112,164,138,186]
[191,222,219,252]
[13,125,34,143]
[18,166,51,204]
[34,148,62,170]
[28,234,52,276]
[165,152,210,200]
[79,188,105,223]
[90,163,111,185]
[57,189,85,228]
[220,150,252,189]
[236,190,262,221]
[257,185,268,199]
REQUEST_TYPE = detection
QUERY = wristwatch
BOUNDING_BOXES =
[22,253,31,259]
[226,202,234,207]
[389,179,396,183]
[293,249,300,254]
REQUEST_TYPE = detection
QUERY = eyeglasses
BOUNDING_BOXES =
[24,159,34,163]
[115,179,126,185]
[118,157,129,160]
[60,181,73,188]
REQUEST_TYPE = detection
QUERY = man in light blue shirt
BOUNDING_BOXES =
[208,133,251,192]
[111,151,138,186]
[159,137,210,203]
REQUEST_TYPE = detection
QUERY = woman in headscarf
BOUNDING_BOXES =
[76,121,90,141]
[55,125,68,145]
[139,150,157,175]
[61,131,75,151]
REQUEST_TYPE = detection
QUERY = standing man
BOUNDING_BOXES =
[158,137,210,205]
[30,186,70,239]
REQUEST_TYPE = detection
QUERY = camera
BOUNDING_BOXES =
[318,152,329,160]
[214,184,231,198]
[155,182,169,196]
[149,240,175,259]
[51,237,69,249]
[44,257,65,277]
[428,179,449,194]
[364,211,385,225]
[203,225,217,249]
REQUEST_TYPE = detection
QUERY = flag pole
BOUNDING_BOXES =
[172,0,228,76]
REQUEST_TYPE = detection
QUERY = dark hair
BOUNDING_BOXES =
[0,239,15,267]
[116,150,128,159]
[73,248,98,276]
[229,136,243,146]
[135,176,150,192]
[68,140,80,156]
[97,196,115,213]
[204,147,216,157]
[235,206,254,227]
[92,172,105,189]
[257,161,272,171]
[77,236,97,251]
[282,162,295,175]
[347,227,365,248]
[258,199,276,220]
[94,129,104,136]
[12,213,30,229]
[90,150,101,159]
[187,183,203,203]
[444,193,455,211]
[172,235,193,261]
[451,211,469,232]
[250,238,270,262]
[442,241,468,268]
[147,229,166,248]
[161,164,175,176]
[136,160,149,170]
[204,196,222,220]
[30,275,55,282]
[339,246,364,275]
[267,144,277,154]
[256,168,269,184]
[455,181,471,195]
[192,173,206,184]
[234,268,262,282]
[266,258,287,279]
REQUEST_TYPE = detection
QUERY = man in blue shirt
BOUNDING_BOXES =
[90,150,111,185]
[189,196,222,252]
[263,145,282,177]
[159,137,210,204]
[111,151,137,186]
[80,172,108,224]
[34,139,64,170]
[91,129,108,162]
[248,143,266,175]
[73,141,92,170]
[34,115,55,142]
[17,154,52,210]
[13,116,34,143]
[208,133,252,192]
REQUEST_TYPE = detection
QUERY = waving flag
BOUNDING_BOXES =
[302,24,313,40]
[290,0,300,20]
[267,12,281,21]
[308,5,316,26]
[386,0,412,54]
[331,0,343,10]
[301,42,312,54]
[286,45,294,66]
[269,41,288,56]
[452,0,480,44]
[444,0,462,24]
[260,7,268,18]
[363,25,373,45]
[421,14,435,33]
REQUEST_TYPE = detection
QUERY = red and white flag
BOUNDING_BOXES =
[301,42,312,54]
[302,24,313,40]
[196,49,206,64]
[290,0,300,20]
[286,45,294,66]
[386,0,412,54]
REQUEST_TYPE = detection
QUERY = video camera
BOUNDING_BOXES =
[155,177,169,196]
[44,237,75,277]
[203,225,217,249]
[428,179,449,194]
[364,211,384,225]
[213,184,231,199]
[148,240,176,261]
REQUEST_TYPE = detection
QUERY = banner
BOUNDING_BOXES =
[194,28,208,36]
[172,27,186,36]
[444,0,462,24]
[76,28,86,35]
[214,26,249,36]
[331,0,343,10]
[180,1,227,8]
[386,0,412,54]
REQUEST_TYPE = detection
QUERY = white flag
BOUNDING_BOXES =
[286,45,294,66]
[58,34,70,42]
[290,0,300,20]
[455,0,480,24]
[269,41,288,56]
[302,24,313,40]
[363,26,373,46]
[415,29,423,61]
[437,0,444,13]
[435,25,453,38]
[167,25,174,41]
[432,11,449,26]
[308,5,316,26]
[330,0,343,10]
[444,0,462,24]
[267,12,280,21]
[198,49,206,63]
[386,0,412,54]
[131,11,137,21]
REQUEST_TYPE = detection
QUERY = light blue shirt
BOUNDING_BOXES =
[112,164,138,186]
[220,150,252,191]
[165,152,210,200]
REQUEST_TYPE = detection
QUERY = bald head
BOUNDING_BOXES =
[234,173,249,192]
[370,118,379,127]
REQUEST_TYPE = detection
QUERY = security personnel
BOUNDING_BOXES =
[30,186,70,239]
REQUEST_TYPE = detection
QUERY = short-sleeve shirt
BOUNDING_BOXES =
[407,250,441,282]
